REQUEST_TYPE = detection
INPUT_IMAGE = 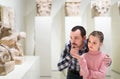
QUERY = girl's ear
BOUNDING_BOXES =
[100,43,103,47]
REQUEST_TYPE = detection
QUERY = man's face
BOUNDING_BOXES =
[70,29,85,49]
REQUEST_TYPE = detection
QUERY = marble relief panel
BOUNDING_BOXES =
[91,0,111,17]
[36,0,52,16]
[0,6,15,28]
[65,2,80,16]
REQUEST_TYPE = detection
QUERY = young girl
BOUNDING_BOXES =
[77,31,108,79]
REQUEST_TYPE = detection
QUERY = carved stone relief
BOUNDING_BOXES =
[36,0,52,16]
[0,5,26,75]
[0,44,15,76]
[0,26,26,65]
[0,6,14,28]
[91,0,111,17]
[65,2,80,16]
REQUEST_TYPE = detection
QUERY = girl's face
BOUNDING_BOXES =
[88,35,102,52]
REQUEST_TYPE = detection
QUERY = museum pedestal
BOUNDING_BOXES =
[0,56,40,79]
[35,17,51,76]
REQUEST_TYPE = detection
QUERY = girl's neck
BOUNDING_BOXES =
[88,50,101,55]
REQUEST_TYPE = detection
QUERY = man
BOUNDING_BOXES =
[57,25,111,79]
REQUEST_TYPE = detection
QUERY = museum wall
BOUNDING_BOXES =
[24,0,36,55]
[85,3,94,37]
[51,3,65,70]
[111,1,120,73]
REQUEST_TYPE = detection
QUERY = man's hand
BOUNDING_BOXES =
[104,54,112,66]
[70,45,81,60]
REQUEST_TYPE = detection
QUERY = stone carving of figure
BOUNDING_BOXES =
[65,2,80,16]
[36,0,52,16]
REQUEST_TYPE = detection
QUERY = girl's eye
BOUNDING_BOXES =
[88,40,91,43]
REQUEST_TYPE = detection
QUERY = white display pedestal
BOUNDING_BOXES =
[35,17,51,76]
[0,56,40,79]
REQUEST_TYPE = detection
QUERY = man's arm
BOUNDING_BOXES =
[57,44,72,71]
[104,54,112,66]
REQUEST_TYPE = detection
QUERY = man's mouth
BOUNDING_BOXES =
[72,44,78,48]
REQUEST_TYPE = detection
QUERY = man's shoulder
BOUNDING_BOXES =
[65,41,71,48]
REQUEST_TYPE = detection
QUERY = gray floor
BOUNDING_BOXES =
[40,70,120,79]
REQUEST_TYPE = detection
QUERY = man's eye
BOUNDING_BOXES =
[75,38,77,40]
[75,37,79,40]
[93,42,96,44]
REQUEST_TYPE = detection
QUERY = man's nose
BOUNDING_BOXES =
[71,39,75,43]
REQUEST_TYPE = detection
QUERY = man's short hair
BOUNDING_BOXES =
[71,25,86,37]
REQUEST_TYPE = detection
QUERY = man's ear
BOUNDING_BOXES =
[83,36,86,40]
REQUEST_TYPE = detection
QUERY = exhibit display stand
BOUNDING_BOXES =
[0,56,40,79]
